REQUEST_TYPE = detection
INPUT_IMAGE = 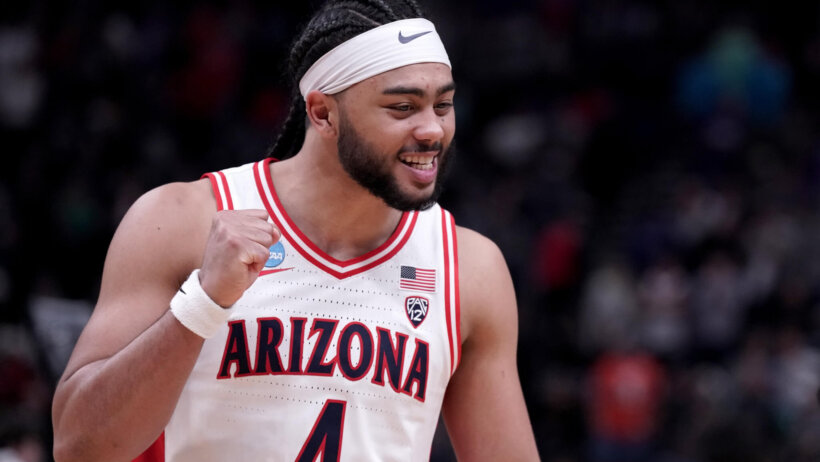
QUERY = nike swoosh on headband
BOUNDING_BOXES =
[299,19,450,98]
[398,30,432,44]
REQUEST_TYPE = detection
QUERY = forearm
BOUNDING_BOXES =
[53,310,204,462]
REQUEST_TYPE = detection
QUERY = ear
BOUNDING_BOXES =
[305,90,338,138]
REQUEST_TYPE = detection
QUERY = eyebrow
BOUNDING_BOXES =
[382,81,456,97]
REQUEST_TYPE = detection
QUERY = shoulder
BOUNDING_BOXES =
[456,226,508,289]
[117,178,215,243]
[455,226,504,265]
[128,178,215,221]
[454,226,516,343]
[104,178,216,285]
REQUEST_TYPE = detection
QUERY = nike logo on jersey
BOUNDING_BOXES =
[259,267,294,276]
[398,30,432,44]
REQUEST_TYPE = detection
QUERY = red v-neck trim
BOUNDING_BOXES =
[254,158,417,279]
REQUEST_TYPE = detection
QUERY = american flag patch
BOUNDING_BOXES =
[400,266,436,292]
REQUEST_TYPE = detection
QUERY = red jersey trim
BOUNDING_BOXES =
[450,212,462,371]
[217,171,234,210]
[203,173,224,211]
[131,432,164,462]
[441,208,461,375]
[253,158,418,279]
[202,171,234,211]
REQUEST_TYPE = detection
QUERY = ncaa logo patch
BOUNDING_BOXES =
[405,296,429,328]
[265,241,286,268]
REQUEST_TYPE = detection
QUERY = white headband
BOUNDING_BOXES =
[298,18,451,99]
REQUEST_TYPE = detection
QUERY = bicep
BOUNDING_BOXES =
[441,228,538,460]
[59,181,212,383]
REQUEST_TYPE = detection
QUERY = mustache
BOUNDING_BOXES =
[398,142,443,154]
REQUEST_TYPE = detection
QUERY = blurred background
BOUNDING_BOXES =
[1,1,820,461]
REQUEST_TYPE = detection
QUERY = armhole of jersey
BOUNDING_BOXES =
[202,171,234,211]
[451,213,461,372]
[441,208,461,375]
[131,432,164,462]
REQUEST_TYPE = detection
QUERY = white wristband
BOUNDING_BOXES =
[170,269,232,338]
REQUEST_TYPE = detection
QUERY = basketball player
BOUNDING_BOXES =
[52,1,540,460]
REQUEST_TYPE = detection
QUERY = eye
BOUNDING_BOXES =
[435,101,453,114]
[392,104,414,112]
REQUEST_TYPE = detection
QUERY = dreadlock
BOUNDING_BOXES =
[269,0,427,160]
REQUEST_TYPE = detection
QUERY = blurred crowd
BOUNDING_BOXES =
[1,1,820,461]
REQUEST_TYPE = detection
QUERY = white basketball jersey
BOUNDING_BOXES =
[147,159,461,462]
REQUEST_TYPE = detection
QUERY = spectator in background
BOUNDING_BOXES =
[586,345,667,462]
[677,26,791,126]
[0,353,48,462]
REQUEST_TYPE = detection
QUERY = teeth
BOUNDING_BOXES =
[399,154,435,169]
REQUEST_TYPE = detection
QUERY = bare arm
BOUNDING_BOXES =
[442,227,540,461]
[51,181,211,462]
[52,180,278,462]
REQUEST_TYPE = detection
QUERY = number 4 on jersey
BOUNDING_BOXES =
[296,400,346,462]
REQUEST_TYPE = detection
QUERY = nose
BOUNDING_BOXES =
[412,107,445,145]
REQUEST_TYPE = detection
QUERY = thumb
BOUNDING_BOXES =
[270,225,282,243]
[243,242,270,268]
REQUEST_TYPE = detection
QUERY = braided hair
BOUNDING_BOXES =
[269,0,427,159]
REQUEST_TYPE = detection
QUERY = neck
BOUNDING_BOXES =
[269,131,404,261]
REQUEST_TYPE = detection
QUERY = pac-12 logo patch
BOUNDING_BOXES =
[405,296,429,328]
[265,241,286,268]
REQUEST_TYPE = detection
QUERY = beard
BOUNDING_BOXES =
[336,114,454,212]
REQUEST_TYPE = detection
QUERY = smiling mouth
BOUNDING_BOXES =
[399,154,437,170]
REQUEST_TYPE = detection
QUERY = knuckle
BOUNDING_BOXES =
[224,233,243,249]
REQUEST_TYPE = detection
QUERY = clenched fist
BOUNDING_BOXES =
[198,209,281,307]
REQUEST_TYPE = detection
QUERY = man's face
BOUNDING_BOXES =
[336,111,455,211]
[333,63,456,211]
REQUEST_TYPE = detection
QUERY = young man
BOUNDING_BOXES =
[52,1,540,460]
